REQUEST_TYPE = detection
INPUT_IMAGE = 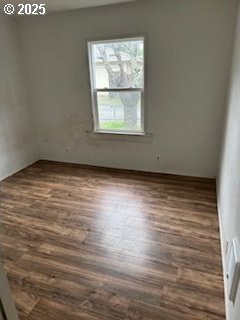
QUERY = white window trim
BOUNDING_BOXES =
[87,36,146,136]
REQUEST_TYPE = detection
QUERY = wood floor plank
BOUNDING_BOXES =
[0,160,225,319]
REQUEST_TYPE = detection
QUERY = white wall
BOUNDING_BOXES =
[18,0,237,178]
[218,1,240,319]
[0,16,38,181]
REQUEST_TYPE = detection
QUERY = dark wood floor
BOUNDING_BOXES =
[0,161,225,320]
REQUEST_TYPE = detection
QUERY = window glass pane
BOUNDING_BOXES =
[97,91,142,132]
[92,39,144,89]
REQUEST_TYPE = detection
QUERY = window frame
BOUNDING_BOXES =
[87,36,146,136]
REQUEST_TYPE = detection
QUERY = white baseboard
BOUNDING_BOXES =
[217,200,230,320]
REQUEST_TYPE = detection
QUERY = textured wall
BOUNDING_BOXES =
[0,16,38,180]
[17,0,237,177]
[218,1,240,319]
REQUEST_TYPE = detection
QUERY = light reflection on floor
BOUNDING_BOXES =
[97,185,151,264]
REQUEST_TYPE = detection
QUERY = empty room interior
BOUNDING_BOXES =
[0,0,240,319]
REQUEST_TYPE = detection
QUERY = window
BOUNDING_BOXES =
[88,36,145,135]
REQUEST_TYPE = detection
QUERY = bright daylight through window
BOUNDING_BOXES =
[88,36,145,134]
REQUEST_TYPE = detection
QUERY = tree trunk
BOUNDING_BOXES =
[120,92,139,129]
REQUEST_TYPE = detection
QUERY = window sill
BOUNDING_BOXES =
[95,130,148,136]
[87,130,153,143]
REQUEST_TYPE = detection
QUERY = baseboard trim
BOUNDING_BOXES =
[36,159,216,184]
[217,197,230,320]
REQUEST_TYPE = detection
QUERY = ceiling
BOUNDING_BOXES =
[4,0,137,13]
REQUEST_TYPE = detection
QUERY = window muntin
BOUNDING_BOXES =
[88,37,145,134]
